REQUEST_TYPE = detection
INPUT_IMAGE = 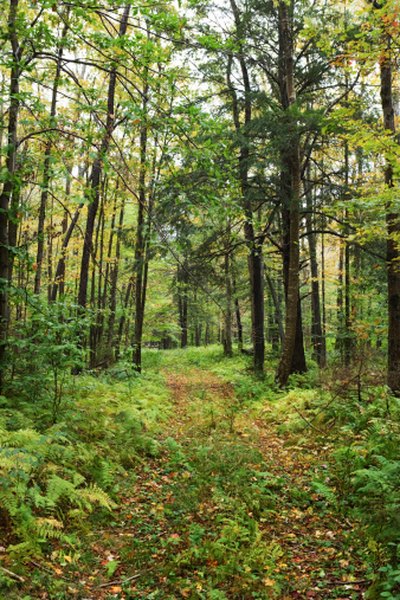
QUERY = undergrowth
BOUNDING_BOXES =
[2,345,398,599]
[263,363,400,600]
[0,360,170,589]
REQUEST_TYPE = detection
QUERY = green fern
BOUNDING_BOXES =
[0,426,114,557]
[79,483,115,510]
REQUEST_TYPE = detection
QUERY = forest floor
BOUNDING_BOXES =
[3,349,373,600]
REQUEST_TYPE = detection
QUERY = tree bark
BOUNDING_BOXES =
[380,36,400,394]
[51,201,83,301]
[223,252,233,357]
[233,275,243,351]
[276,0,306,386]
[265,271,284,350]
[115,278,133,360]
[107,196,125,354]
[305,177,326,367]
[226,3,265,372]
[77,6,129,313]
[133,71,150,372]
[34,20,68,295]
[0,0,20,387]
[177,262,188,349]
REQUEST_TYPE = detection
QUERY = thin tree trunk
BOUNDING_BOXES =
[94,182,107,351]
[115,278,133,360]
[51,202,83,301]
[107,197,125,352]
[8,178,20,286]
[34,19,68,294]
[223,252,233,357]
[133,74,149,373]
[226,21,264,372]
[177,262,188,349]
[321,224,326,342]
[233,276,243,351]
[46,195,54,302]
[59,210,68,297]
[77,6,129,314]
[335,241,344,355]
[265,271,284,348]
[102,185,118,316]
[195,324,202,347]
[205,322,210,346]
[344,228,351,366]
[343,141,352,367]
[305,176,326,367]
[88,191,104,366]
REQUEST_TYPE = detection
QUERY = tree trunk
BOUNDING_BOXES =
[46,195,54,303]
[102,186,118,322]
[265,271,284,349]
[177,262,188,348]
[380,36,400,394]
[305,177,326,367]
[133,75,150,373]
[228,0,265,373]
[115,278,133,360]
[34,20,68,294]
[77,6,129,314]
[321,224,327,346]
[88,191,105,366]
[205,322,210,346]
[276,0,306,386]
[233,276,243,351]
[223,253,233,357]
[107,197,125,354]
[0,0,20,387]
[51,201,83,301]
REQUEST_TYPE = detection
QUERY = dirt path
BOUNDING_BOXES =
[57,367,368,599]
[162,369,368,599]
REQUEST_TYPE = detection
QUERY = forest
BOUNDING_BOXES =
[0,0,400,598]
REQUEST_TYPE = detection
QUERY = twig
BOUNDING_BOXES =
[29,560,73,582]
[29,560,54,575]
[97,571,145,589]
[327,579,369,587]
[0,565,25,583]
[290,404,327,435]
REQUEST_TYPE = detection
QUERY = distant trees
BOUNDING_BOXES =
[0,0,398,390]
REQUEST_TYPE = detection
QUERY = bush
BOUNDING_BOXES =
[6,299,86,424]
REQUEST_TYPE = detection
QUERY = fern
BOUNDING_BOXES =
[0,426,114,557]
[79,483,115,510]
[35,517,64,540]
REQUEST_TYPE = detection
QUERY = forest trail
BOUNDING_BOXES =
[72,365,368,600]
[162,368,368,599]
[18,363,370,600]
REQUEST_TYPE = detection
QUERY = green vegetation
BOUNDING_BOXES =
[0,346,399,599]
[1,0,400,597]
